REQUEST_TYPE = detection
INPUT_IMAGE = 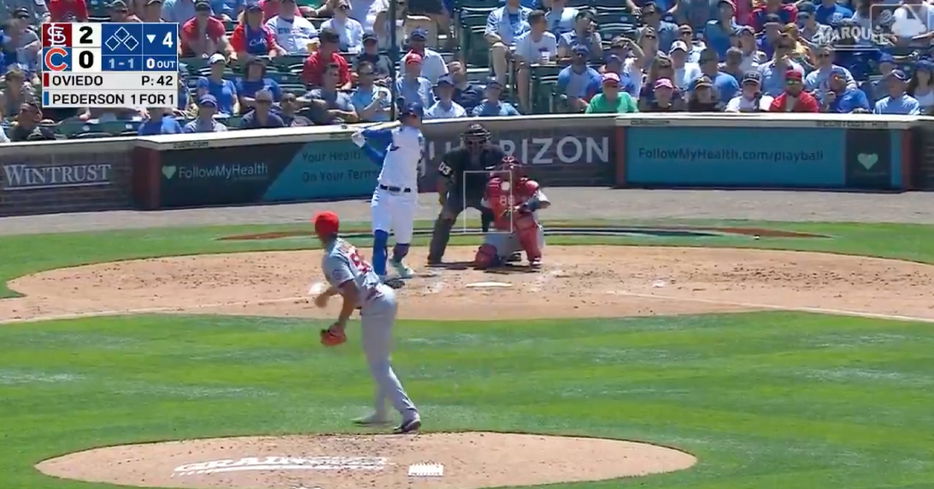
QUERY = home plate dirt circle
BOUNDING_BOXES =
[36,432,697,489]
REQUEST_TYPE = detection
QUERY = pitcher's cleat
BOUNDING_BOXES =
[391,260,415,279]
[393,416,421,434]
[353,413,391,426]
[529,257,542,269]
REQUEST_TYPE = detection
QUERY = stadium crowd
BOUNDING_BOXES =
[0,0,932,142]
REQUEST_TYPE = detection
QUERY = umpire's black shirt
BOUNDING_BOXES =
[438,145,506,201]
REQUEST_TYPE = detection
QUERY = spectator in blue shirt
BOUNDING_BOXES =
[705,0,738,59]
[757,38,804,96]
[485,0,531,85]
[236,58,282,113]
[819,68,870,113]
[395,52,435,109]
[814,0,851,26]
[471,79,521,116]
[240,89,286,128]
[350,61,392,122]
[449,61,484,113]
[697,48,739,102]
[673,0,717,32]
[138,109,184,135]
[874,70,921,115]
[805,44,855,93]
[757,14,783,59]
[162,0,198,24]
[639,2,678,52]
[557,45,602,112]
[213,0,243,21]
[557,10,603,62]
[303,62,359,123]
[196,53,240,115]
[545,0,578,35]
[870,53,897,102]
[321,0,365,54]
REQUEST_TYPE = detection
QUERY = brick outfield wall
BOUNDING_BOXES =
[0,141,135,217]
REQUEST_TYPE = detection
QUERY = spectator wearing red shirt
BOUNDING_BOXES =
[752,0,796,32]
[769,70,818,112]
[260,0,300,22]
[230,2,285,61]
[181,0,233,58]
[301,28,351,88]
[48,0,88,21]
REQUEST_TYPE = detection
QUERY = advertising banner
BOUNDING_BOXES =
[625,127,847,187]
[0,142,133,216]
[159,140,377,208]
[843,129,894,190]
[420,120,615,190]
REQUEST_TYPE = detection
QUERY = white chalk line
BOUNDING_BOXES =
[610,290,934,324]
[0,296,310,325]
[1,291,932,325]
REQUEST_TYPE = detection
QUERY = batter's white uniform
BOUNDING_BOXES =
[321,238,419,420]
[368,126,424,243]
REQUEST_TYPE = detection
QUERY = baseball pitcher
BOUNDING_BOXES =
[427,123,503,265]
[474,156,550,269]
[312,211,421,434]
[352,103,425,281]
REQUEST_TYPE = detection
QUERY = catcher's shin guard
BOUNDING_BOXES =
[514,213,541,262]
[474,243,499,269]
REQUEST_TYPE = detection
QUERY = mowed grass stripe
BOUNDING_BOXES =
[1,311,933,488]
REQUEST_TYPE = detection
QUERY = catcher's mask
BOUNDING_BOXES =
[462,123,491,150]
[493,155,524,181]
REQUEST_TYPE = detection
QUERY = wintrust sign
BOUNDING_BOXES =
[2,163,113,191]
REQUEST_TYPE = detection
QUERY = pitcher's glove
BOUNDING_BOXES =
[320,325,347,347]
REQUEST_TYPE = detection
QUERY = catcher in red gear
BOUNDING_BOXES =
[473,156,551,269]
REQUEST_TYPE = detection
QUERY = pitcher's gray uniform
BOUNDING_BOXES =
[322,238,419,422]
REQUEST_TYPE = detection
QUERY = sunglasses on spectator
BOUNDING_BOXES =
[680,30,692,36]
[818,53,831,58]
[786,79,801,84]
[256,99,273,104]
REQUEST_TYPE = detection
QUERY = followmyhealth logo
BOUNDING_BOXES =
[857,153,879,170]
[162,163,269,181]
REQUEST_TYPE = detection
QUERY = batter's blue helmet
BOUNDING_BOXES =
[399,102,424,119]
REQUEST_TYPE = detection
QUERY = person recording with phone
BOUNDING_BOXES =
[350,61,392,122]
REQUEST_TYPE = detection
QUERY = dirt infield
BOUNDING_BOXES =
[36,432,697,489]
[2,245,933,324]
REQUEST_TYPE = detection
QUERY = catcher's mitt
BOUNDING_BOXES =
[320,326,347,347]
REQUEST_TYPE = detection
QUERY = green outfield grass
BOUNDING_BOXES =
[1,220,933,489]
[1,313,933,489]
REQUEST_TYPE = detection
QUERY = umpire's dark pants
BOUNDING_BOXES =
[428,192,493,264]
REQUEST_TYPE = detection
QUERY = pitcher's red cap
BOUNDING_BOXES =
[312,211,340,235]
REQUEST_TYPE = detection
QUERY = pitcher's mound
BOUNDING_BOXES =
[36,432,697,489]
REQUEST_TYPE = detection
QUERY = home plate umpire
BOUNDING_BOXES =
[427,123,505,265]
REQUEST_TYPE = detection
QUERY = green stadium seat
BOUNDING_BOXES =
[73,131,113,139]
[596,11,637,25]
[599,23,637,41]
[271,55,309,72]
[566,0,592,7]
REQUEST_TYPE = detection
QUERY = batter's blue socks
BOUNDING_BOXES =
[392,244,410,263]
[373,230,389,276]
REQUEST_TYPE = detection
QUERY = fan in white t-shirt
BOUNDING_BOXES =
[725,71,773,112]
[514,9,558,113]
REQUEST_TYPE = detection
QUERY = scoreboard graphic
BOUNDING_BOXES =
[41,23,179,108]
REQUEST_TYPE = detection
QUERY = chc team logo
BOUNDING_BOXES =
[44,47,70,71]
